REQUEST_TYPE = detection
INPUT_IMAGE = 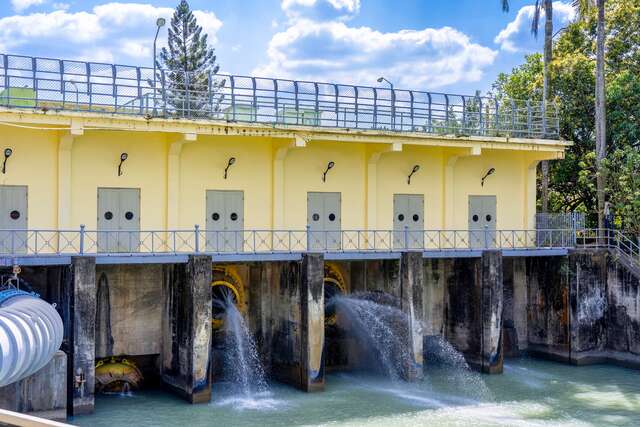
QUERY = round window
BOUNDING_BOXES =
[413,214,420,222]
[486,214,492,222]
[230,213,238,221]
[125,211,134,221]
[328,213,336,222]
[212,212,220,221]
[398,214,405,222]
[104,211,113,220]
[9,210,20,220]
[472,214,479,222]
[312,213,320,221]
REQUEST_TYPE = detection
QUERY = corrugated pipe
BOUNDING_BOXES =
[0,289,63,387]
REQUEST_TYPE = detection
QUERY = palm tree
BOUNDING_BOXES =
[502,1,554,213]
[573,0,606,230]
[532,1,553,213]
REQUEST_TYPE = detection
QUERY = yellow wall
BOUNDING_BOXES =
[0,119,562,233]
[0,127,58,229]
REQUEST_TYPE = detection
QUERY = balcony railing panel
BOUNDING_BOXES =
[0,53,559,139]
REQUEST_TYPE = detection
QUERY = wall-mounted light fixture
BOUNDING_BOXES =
[481,167,496,187]
[2,148,12,174]
[407,164,420,185]
[224,157,236,179]
[118,152,128,176]
[322,161,335,182]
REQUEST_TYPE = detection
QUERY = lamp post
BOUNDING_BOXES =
[153,17,166,111]
[377,77,396,129]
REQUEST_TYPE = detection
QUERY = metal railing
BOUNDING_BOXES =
[0,53,559,139]
[0,227,576,257]
[576,229,640,267]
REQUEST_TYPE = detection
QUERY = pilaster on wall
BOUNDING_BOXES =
[67,256,96,416]
[273,137,306,229]
[161,255,212,403]
[271,254,325,392]
[166,133,197,230]
[443,146,480,229]
[366,143,402,230]
[57,128,82,229]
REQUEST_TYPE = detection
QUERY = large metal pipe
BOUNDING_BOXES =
[0,290,63,387]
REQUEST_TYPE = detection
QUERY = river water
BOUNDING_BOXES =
[74,358,640,427]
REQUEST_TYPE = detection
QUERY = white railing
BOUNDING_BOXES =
[0,53,560,139]
[0,227,577,257]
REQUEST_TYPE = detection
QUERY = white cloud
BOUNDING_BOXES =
[495,1,576,53]
[254,20,497,89]
[11,0,46,13]
[282,0,360,20]
[0,3,222,65]
[52,2,69,11]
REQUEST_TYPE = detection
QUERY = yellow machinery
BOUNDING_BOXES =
[324,262,347,326]
[211,266,246,329]
[95,357,143,394]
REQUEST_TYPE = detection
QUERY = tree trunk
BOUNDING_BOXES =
[595,0,607,230]
[540,0,553,213]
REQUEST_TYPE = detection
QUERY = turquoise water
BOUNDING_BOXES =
[74,359,640,427]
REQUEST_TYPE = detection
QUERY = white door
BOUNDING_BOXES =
[307,192,341,251]
[468,195,497,248]
[206,190,244,252]
[393,194,424,249]
[97,188,140,252]
[0,185,28,254]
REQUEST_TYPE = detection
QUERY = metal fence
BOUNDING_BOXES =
[0,53,559,139]
[0,228,576,257]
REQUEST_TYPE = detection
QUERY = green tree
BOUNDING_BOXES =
[501,1,555,212]
[573,0,607,230]
[156,0,225,117]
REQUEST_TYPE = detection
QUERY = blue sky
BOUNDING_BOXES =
[0,0,576,94]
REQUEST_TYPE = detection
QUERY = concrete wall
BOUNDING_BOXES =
[95,264,164,358]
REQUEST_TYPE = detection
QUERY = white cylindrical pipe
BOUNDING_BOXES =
[0,292,63,387]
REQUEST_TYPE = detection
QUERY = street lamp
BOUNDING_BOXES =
[153,17,166,109]
[377,77,396,129]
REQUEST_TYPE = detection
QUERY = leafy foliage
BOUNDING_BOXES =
[492,0,640,231]
[156,0,225,117]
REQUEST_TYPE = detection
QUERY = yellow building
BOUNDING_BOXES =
[0,53,569,256]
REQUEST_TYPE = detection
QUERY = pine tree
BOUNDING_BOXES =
[156,0,225,117]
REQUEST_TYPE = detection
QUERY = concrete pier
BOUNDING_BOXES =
[271,254,325,392]
[67,257,96,416]
[161,255,213,403]
[400,252,425,380]
[0,351,67,421]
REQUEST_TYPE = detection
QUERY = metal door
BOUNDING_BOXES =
[393,194,424,249]
[206,190,244,252]
[97,188,140,253]
[0,186,27,254]
[469,195,497,248]
[307,192,341,251]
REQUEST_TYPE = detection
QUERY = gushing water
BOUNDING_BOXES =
[330,293,413,381]
[214,291,268,397]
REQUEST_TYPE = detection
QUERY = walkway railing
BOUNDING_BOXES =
[0,228,576,257]
[0,53,559,139]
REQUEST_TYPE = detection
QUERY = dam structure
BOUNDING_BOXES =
[0,52,639,421]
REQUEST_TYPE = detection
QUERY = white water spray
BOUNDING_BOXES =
[214,291,268,397]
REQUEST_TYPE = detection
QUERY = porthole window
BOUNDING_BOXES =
[472,214,479,222]
[486,214,492,222]
[9,210,20,220]
[230,212,238,221]
[398,214,405,222]
[125,211,134,221]
[328,213,336,222]
[312,213,320,221]
[104,211,113,221]
[413,214,420,222]
[212,212,220,221]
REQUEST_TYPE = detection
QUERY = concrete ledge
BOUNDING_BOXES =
[527,345,640,370]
